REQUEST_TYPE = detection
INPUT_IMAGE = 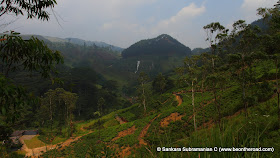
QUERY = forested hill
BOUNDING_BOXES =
[42,34,194,85]
[122,34,192,58]
[64,37,124,52]
[2,1,280,157]
[20,34,124,53]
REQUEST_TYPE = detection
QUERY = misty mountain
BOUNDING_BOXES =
[65,37,124,52]
[17,34,123,53]
[105,34,193,80]
[122,34,192,58]
[15,33,196,84]
[21,35,124,53]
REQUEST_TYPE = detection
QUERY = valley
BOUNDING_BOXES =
[1,1,280,158]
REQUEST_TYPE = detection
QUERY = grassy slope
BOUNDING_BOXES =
[24,136,46,149]
[42,60,279,158]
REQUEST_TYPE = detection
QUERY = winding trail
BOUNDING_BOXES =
[173,94,182,106]
[160,112,185,127]
[138,114,161,146]
[112,126,136,141]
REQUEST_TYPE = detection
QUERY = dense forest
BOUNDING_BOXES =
[1,0,280,157]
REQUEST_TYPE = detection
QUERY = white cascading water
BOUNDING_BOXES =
[135,61,140,73]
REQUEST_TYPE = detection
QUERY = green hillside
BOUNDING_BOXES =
[40,11,280,157]
[45,34,193,86]
[1,1,280,158]
[42,59,279,157]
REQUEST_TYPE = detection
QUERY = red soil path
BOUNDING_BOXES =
[160,112,185,127]
[111,126,136,141]
[138,114,161,146]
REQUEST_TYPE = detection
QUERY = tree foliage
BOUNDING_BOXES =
[39,88,78,136]
[0,74,36,140]
[152,73,167,94]
[0,0,62,144]
[0,0,57,20]
[0,31,63,78]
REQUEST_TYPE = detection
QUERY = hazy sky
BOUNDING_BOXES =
[1,0,277,49]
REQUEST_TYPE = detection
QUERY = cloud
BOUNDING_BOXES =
[165,3,206,24]
[147,3,206,49]
[153,3,205,33]
[241,0,276,22]
[54,0,158,21]
[3,0,207,48]
[97,3,206,48]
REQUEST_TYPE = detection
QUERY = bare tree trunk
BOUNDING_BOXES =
[192,80,197,131]
[142,83,146,114]
[211,47,215,71]
[143,98,146,112]
[212,58,215,70]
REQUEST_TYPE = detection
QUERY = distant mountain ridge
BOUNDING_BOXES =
[16,33,196,83]
[64,38,124,52]
[122,34,192,58]
[18,34,124,52]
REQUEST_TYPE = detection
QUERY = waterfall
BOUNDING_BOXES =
[135,61,140,73]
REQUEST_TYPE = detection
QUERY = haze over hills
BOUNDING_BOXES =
[31,33,195,84]
[19,34,124,53]
[64,37,124,52]
[13,17,269,91]
[17,33,218,82]
[17,33,212,86]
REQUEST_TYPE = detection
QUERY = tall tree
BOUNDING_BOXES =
[199,53,211,105]
[40,88,78,136]
[66,67,98,119]
[199,53,211,126]
[204,73,226,125]
[184,55,200,131]
[138,72,149,114]
[228,20,261,117]
[203,22,228,125]
[203,22,228,70]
